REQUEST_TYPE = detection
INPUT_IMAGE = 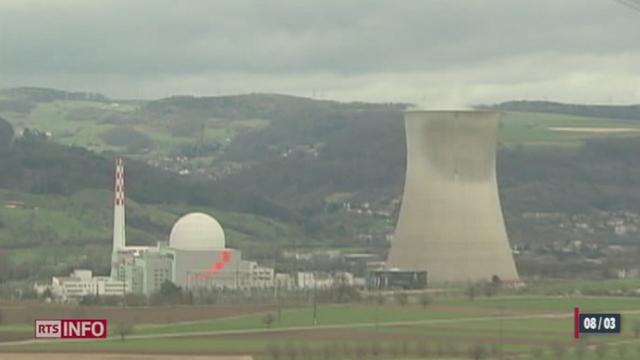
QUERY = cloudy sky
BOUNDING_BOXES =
[0,0,638,106]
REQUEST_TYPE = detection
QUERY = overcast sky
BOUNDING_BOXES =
[0,0,638,106]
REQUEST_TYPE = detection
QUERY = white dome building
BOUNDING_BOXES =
[169,212,225,250]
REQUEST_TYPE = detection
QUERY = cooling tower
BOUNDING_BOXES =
[386,110,519,284]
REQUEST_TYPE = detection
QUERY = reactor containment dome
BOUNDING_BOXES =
[386,110,519,285]
[169,212,226,250]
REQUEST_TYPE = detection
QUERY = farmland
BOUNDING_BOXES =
[2,294,640,359]
[498,111,640,147]
[0,188,301,278]
[3,92,640,164]
[0,99,266,161]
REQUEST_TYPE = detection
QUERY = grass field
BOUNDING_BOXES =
[0,188,302,272]
[3,295,640,359]
[4,98,640,158]
[0,100,266,158]
[499,111,640,147]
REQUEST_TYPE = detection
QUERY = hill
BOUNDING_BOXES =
[2,90,640,281]
[0,117,306,281]
[0,129,292,220]
[0,188,300,281]
[491,100,640,121]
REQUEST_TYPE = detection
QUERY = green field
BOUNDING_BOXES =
[499,111,640,147]
[0,99,268,159]
[0,188,302,274]
[3,295,640,359]
[3,99,640,159]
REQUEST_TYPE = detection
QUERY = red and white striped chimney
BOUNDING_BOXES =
[112,158,126,251]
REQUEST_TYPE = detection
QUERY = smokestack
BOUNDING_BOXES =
[112,158,126,252]
[386,110,519,284]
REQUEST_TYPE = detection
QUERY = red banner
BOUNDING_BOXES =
[34,319,108,339]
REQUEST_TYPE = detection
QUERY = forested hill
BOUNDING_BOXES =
[491,100,640,121]
[6,91,640,280]
[145,93,407,121]
[0,116,292,221]
[0,87,109,114]
[3,89,640,254]
[0,87,108,102]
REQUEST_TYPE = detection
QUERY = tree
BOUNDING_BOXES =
[0,252,10,284]
[116,321,134,341]
[466,284,477,301]
[0,116,14,153]
[285,343,298,360]
[400,341,410,356]
[418,293,432,309]
[262,313,276,328]
[267,343,282,360]
[634,320,640,338]
[354,344,367,360]
[483,281,497,297]
[468,344,487,360]
[489,344,499,357]
[327,282,361,303]
[370,342,382,358]
[19,286,38,300]
[321,344,334,360]
[41,288,53,300]
[394,292,408,306]
[158,280,183,303]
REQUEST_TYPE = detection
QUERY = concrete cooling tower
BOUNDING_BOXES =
[386,110,519,285]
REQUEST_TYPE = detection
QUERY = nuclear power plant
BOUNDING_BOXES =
[386,110,519,285]
[51,110,520,300]
[53,158,275,300]
[108,159,275,295]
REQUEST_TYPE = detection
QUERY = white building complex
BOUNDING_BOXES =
[51,270,129,301]
[111,212,276,294]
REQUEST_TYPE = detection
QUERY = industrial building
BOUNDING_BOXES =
[111,212,264,294]
[386,110,520,285]
[51,270,128,301]
[108,159,276,295]
[53,158,276,300]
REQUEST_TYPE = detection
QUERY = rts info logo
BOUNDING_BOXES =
[34,319,108,339]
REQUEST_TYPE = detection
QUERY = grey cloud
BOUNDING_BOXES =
[0,0,638,103]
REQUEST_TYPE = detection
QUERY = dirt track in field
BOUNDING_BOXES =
[0,354,252,360]
[0,303,278,326]
[209,326,563,346]
[548,126,640,133]
[0,332,31,343]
